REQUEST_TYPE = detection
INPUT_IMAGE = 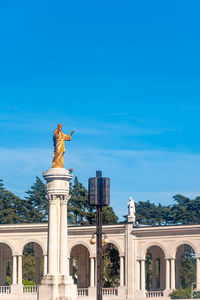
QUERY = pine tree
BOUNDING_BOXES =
[102,207,118,224]
[68,177,95,225]
[0,179,23,224]
[24,177,48,223]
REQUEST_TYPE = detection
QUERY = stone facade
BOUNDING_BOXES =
[0,222,199,299]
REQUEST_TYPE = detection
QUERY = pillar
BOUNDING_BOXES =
[70,258,73,277]
[165,259,170,290]
[137,260,140,290]
[160,258,165,290]
[0,246,4,285]
[43,255,47,276]
[152,257,156,289]
[39,168,77,300]
[17,255,22,284]
[90,257,95,287]
[59,196,68,275]
[48,195,58,275]
[196,257,200,290]
[171,259,175,290]
[141,260,145,290]
[120,256,124,286]
[36,257,40,284]
[175,259,180,289]
[12,255,17,284]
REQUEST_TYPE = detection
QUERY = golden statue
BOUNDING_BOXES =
[52,124,74,168]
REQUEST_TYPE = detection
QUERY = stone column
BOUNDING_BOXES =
[165,259,170,290]
[141,259,145,290]
[18,255,22,285]
[160,258,165,290]
[0,246,4,285]
[175,259,180,289]
[60,195,68,275]
[152,257,156,289]
[170,259,175,290]
[137,260,140,290]
[120,256,124,286]
[90,257,95,287]
[196,257,200,290]
[36,257,41,284]
[43,255,47,276]
[12,255,17,284]
[39,168,77,300]
[48,194,59,275]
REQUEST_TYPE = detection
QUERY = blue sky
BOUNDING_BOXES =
[1,1,200,220]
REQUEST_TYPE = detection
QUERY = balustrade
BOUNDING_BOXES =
[146,291,164,297]
[77,288,88,296]
[0,286,11,294]
[103,288,118,296]
[23,285,38,293]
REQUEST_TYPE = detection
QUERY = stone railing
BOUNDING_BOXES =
[0,286,11,294]
[146,291,164,297]
[23,285,38,293]
[103,288,118,296]
[77,288,88,296]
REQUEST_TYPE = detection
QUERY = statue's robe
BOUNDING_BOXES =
[52,130,71,168]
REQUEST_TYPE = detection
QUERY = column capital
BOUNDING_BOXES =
[137,258,145,261]
[165,257,175,260]
[60,195,69,205]
[48,194,57,205]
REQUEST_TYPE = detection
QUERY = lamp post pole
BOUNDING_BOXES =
[88,171,110,300]
[96,205,103,300]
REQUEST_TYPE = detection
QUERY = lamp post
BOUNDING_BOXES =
[88,171,110,300]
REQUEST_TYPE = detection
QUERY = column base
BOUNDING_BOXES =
[88,286,96,298]
[164,289,173,297]
[118,286,126,298]
[135,289,147,298]
[39,274,77,300]
[11,284,23,295]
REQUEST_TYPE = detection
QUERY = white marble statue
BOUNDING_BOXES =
[127,196,135,217]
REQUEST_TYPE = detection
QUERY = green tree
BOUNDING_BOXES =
[102,206,118,224]
[24,177,48,223]
[134,200,171,225]
[22,243,43,284]
[68,176,95,225]
[179,246,196,289]
[103,246,120,287]
[171,195,200,224]
[0,179,24,224]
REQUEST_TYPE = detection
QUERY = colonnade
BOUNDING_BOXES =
[137,255,200,292]
[70,244,125,289]
[11,254,47,285]
[88,255,125,288]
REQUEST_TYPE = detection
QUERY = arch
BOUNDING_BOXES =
[20,239,45,255]
[104,239,122,256]
[173,240,197,258]
[102,242,120,287]
[0,243,13,286]
[142,242,167,259]
[70,244,90,288]
[22,242,44,285]
[69,241,93,257]
[175,242,196,290]
[0,240,14,255]
[145,245,166,291]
